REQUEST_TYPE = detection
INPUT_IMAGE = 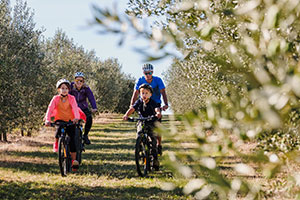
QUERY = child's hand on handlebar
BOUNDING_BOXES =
[156,113,162,119]
[45,121,51,127]
[123,115,129,121]
[73,118,79,124]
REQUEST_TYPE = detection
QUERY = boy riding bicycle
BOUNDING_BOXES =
[45,79,86,172]
[123,84,162,169]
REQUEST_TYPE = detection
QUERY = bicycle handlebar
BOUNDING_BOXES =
[45,120,83,127]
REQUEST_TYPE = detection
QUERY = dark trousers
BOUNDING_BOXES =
[55,123,76,152]
[82,108,92,136]
[137,123,158,160]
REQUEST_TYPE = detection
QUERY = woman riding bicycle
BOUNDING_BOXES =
[45,79,86,171]
[123,83,162,169]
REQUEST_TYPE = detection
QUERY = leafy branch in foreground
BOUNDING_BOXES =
[92,0,300,198]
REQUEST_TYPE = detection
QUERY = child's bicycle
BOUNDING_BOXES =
[128,115,159,177]
[50,120,85,176]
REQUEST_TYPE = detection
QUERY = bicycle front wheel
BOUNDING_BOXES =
[135,136,150,177]
[58,138,71,176]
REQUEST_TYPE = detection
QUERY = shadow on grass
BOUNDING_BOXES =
[0,160,58,174]
[0,179,186,200]
[91,137,135,144]
[2,150,57,160]
[81,151,134,163]
[87,142,134,151]
[91,128,136,133]
[80,162,137,179]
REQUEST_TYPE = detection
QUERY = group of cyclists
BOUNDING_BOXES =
[44,63,169,173]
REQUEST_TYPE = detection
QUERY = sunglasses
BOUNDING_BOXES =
[144,72,153,75]
[75,79,84,83]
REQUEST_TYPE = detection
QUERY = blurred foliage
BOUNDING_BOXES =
[0,0,134,140]
[92,0,300,198]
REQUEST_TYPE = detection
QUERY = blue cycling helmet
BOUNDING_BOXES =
[74,72,85,79]
[142,63,154,72]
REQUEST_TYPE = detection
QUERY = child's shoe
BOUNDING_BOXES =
[83,134,91,145]
[153,159,160,171]
[157,145,162,156]
[72,160,79,172]
[53,141,58,152]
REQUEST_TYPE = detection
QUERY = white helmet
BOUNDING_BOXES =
[142,63,154,72]
[56,79,70,89]
[74,72,85,79]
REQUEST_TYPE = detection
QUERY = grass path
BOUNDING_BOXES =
[0,114,190,200]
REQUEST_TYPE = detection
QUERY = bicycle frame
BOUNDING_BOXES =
[129,115,158,177]
[50,120,83,176]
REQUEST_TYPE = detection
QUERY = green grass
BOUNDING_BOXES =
[0,114,191,200]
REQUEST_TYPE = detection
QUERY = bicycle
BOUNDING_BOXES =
[74,120,85,165]
[50,120,84,176]
[128,115,159,177]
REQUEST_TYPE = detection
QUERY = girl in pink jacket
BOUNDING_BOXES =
[45,79,86,171]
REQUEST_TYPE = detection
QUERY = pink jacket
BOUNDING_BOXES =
[45,94,86,122]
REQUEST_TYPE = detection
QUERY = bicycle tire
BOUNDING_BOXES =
[135,135,150,177]
[65,142,72,173]
[58,137,68,176]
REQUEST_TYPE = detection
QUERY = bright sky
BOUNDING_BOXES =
[10,0,172,80]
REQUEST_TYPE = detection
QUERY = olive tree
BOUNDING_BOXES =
[92,0,300,198]
[0,0,46,139]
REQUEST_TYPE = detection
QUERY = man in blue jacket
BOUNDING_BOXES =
[70,72,97,144]
[130,63,169,155]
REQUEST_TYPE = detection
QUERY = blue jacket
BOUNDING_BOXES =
[70,82,97,110]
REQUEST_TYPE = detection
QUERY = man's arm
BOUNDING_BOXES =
[130,89,139,106]
[160,88,169,111]
[86,87,97,112]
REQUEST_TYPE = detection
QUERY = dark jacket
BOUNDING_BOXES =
[70,82,97,110]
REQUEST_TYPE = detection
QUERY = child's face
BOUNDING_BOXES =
[58,84,69,96]
[139,88,152,101]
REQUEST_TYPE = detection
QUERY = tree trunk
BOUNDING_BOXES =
[3,132,7,142]
[21,128,24,136]
[27,129,32,137]
[0,132,7,142]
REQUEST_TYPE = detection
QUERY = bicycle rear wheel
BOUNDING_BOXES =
[58,138,71,176]
[135,136,150,177]
[74,127,82,164]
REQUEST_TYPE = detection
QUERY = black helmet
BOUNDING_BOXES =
[138,83,153,94]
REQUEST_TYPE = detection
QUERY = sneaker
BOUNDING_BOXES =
[53,141,58,152]
[158,145,162,156]
[83,134,91,145]
[72,160,79,172]
[153,159,160,171]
